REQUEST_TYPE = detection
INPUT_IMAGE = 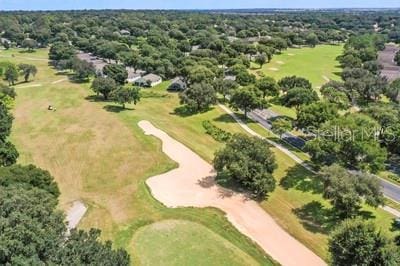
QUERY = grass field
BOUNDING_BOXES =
[5,48,397,264]
[5,49,273,265]
[132,220,260,266]
[250,45,343,89]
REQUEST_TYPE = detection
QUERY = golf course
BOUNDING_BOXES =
[4,45,397,264]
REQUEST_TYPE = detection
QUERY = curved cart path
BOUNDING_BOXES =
[138,120,325,266]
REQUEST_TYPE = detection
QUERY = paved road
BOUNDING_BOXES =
[381,179,400,203]
[242,106,400,204]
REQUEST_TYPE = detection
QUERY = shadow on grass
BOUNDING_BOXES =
[172,105,213,118]
[294,201,376,234]
[103,105,134,113]
[84,95,111,103]
[213,113,237,123]
[18,50,36,54]
[280,164,323,194]
[293,201,337,234]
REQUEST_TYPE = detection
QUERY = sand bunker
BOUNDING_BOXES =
[138,120,325,266]
[276,61,285,65]
[268,67,279,71]
[287,53,295,56]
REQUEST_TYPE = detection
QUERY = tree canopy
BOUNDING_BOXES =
[213,134,277,198]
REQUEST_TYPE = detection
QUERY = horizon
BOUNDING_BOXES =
[1,0,400,11]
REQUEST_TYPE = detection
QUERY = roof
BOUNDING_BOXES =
[142,73,162,82]
[224,75,236,81]
[126,67,141,79]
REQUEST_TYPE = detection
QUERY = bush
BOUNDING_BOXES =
[202,120,232,143]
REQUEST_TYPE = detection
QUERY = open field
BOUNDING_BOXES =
[5,49,272,265]
[5,48,397,264]
[250,45,343,89]
[132,220,259,266]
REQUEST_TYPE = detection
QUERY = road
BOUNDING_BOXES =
[233,106,400,205]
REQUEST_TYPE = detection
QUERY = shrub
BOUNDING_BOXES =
[202,120,232,143]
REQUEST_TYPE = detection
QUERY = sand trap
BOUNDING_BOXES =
[268,67,279,71]
[52,78,67,84]
[66,200,87,231]
[287,53,295,56]
[139,120,325,266]
[276,61,285,65]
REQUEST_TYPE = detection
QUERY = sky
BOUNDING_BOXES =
[0,0,400,11]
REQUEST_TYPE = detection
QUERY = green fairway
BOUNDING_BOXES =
[5,48,272,265]
[131,220,261,266]
[251,45,343,89]
[6,48,396,264]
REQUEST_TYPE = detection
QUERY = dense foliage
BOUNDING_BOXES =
[213,134,277,198]
[329,219,400,266]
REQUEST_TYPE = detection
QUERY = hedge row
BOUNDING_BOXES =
[202,120,232,143]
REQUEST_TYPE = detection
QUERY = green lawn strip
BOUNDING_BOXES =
[379,170,400,186]
[384,198,400,212]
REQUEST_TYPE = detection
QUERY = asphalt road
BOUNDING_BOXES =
[249,108,400,204]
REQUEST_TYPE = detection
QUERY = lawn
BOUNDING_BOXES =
[5,48,273,265]
[6,48,397,264]
[250,44,343,89]
[131,220,260,266]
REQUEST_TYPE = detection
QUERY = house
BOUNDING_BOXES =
[126,67,142,83]
[224,75,236,81]
[135,74,162,87]
[120,29,131,36]
[168,77,186,91]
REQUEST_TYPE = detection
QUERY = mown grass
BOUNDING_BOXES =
[6,48,397,264]
[6,48,274,265]
[250,44,343,89]
[131,220,260,266]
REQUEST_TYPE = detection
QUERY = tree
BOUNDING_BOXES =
[296,102,339,130]
[187,65,215,84]
[0,141,18,166]
[306,114,387,173]
[320,164,384,218]
[386,78,400,103]
[179,82,216,112]
[213,78,238,101]
[255,54,267,68]
[4,64,19,85]
[0,164,59,196]
[72,59,95,81]
[22,38,38,51]
[271,118,293,139]
[103,64,128,85]
[54,228,130,265]
[281,88,319,111]
[236,71,256,86]
[305,32,319,47]
[111,86,141,109]
[49,41,75,61]
[320,86,350,109]
[91,77,117,100]
[0,101,13,141]
[278,76,312,91]
[18,64,37,82]
[255,76,279,98]
[395,50,400,66]
[213,134,277,197]
[329,219,400,266]
[230,87,265,117]
[0,166,130,265]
